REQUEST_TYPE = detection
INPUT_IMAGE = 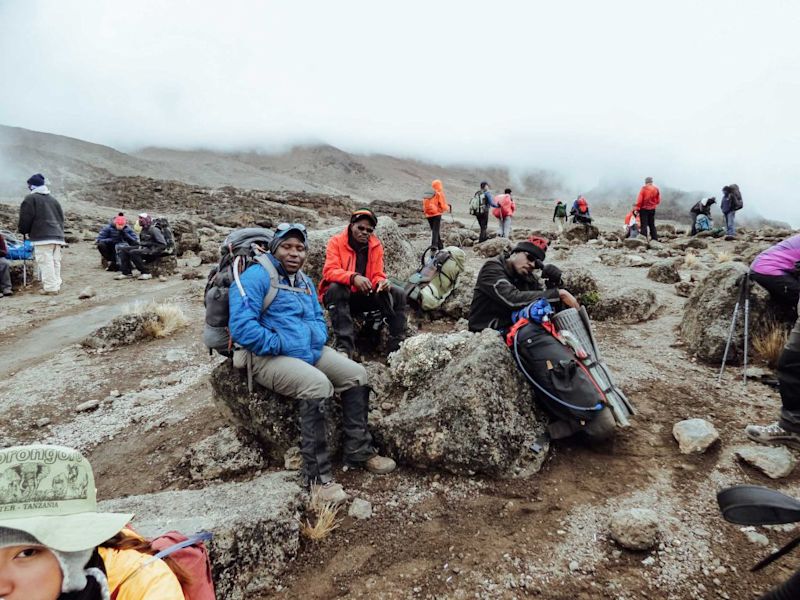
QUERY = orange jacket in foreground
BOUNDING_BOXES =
[635,184,661,211]
[423,179,449,217]
[318,226,388,301]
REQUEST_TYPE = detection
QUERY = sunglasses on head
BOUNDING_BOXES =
[276,222,307,233]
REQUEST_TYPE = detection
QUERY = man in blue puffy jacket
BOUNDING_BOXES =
[228,223,395,505]
[95,213,138,271]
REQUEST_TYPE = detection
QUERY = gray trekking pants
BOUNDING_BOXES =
[232,346,367,400]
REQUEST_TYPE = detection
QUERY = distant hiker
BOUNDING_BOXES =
[720,184,743,240]
[635,176,661,241]
[689,197,716,236]
[470,181,497,242]
[552,200,567,233]
[745,298,800,449]
[114,213,166,281]
[492,188,516,238]
[422,179,450,250]
[228,223,395,505]
[468,237,578,333]
[0,443,187,599]
[18,173,65,295]
[96,213,138,271]
[624,208,640,239]
[0,232,12,296]
[569,195,592,225]
[750,233,800,315]
[319,208,408,357]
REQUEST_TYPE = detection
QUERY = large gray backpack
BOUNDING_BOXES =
[203,228,308,358]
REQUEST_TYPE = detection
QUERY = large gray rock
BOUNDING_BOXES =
[81,312,160,350]
[590,288,659,322]
[181,427,267,481]
[647,259,681,284]
[99,472,304,600]
[735,445,798,479]
[376,330,548,477]
[563,225,600,242]
[672,418,719,454]
[622,237,648,250]
[679,262,773,363]
[473,237,511,258]
[304,216,417,285]
[609,508,660,551]
[209,361,344,463]
[562,268,599,298]
[444,227,479,247]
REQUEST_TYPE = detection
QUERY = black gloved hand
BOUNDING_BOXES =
[541,264,563,287]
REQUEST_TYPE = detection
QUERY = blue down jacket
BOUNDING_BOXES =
[228,254,328,364]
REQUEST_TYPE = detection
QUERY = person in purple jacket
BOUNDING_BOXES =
[749,233,800,314]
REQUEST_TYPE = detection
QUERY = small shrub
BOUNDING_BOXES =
[753,321,789,368]
[125,301,189,339]
[300,501,341,541]
[683,251,699,269]
[579,290,601,306]
[715,251,733,263]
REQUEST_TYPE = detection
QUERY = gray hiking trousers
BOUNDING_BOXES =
[232,346,367,400]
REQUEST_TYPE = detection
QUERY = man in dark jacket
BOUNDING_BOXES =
[114,214,165,281]
[689,197,715,236]
[18,173,65,295]
[319,208,407,357]
[0,233,12,296]
[468,238,578,333]
[96,213,139,271]
[721,184,743,240]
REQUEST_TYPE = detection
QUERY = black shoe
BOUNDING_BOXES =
[1,290,12,297]
[105,265,119,272]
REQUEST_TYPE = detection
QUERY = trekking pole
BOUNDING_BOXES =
[718,275,745,383]
[743,273,751,385]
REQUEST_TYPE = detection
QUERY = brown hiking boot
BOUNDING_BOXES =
[364,454,396,475]
[310,481,349,506]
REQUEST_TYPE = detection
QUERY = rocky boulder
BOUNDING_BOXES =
[148,255,178,277]
[376,330,548,477]
[589,288,659,322]
[679,262,773,363]
[180,427,267,482]
[672,418,719,454]
[622,237,648,250]
[433,262,478,320]
[81,312,160,350]
[735,445,798,479]
[99,472,304,600]
[562,224,600,242]
[444,227,479,247]
[675,281,695,297]
[647,260,681,284]
[609,508,660,551]
[473,237,511,258]
[562,268,599,299]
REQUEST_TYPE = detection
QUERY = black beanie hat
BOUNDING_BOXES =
[511,240,546,262]
[27,173,45,187]
[350,208,378,227]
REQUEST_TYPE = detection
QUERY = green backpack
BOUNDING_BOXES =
[405,246,467,311]
[469,190,487,216]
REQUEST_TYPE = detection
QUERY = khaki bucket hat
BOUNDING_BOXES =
[0,444,132,552]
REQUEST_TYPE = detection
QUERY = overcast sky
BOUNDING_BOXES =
[1,1,798,223]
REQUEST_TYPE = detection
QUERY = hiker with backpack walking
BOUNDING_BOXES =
[569,196,592,225]
[319,208,408,357]
[18,173,65,295]
[96,213,139,272]
[228,223,396,505]
[468,237,578,333]
[422,179,450,250]
[689,197,716,236]
[0,233,12,297]
[624,207,640,239]
[552,200,567,233]
[745,298,800,450]
[0,444,189,599]
[492,188,516,238]
[470,181,497,242]
[721,184,743,240]
[635,176,661,241]
[114,214,166,281]
[749,233,800,317]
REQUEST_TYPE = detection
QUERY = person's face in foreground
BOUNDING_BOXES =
[0,544,63,600]
[350,219,374,245]
[274,237,307,274]
[508,251,537,277]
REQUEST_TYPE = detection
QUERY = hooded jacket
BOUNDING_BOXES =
[96,223,139,246]
[751,234,800,277]
[137,225,167,255]
[98,545,184,600]
[468,255,559,332]
[624,211,641,229]
[318,226,387,301]
[635,184,661,211]
[229,254,328,364]
[423,180,449,217]
[690,198,715,216]
[492,194,516,219]
[18,192,65,243]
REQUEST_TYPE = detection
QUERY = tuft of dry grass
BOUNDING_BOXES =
[715,251,734,263]
[125,301,189,339]
[753,320,789,368]
[683,251,699,268]
[300,501,342,541]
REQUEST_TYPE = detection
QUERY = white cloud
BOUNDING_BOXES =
[1,0,799,223]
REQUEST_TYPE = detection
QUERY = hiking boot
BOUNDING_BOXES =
[724,235,735,241]
[745,422,800,448]
[137,273,152,280]
[105,264,118,272]
[1,290,12,297]
[39,289,59,296]
[363,454,396,475]
[114,273,133,280]
[310,481,349,506]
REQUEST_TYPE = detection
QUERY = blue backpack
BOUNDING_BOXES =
[695,214,712,232]
[2,231,34,260]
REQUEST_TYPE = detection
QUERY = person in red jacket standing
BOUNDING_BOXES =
[492,188,516,238]
[320,208,408,357]
[635,176,661,241]
[422,179,450,250]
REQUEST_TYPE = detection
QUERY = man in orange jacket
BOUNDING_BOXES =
[423,179,450,250]
[635,176,661,241]
[319,208,408,357]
